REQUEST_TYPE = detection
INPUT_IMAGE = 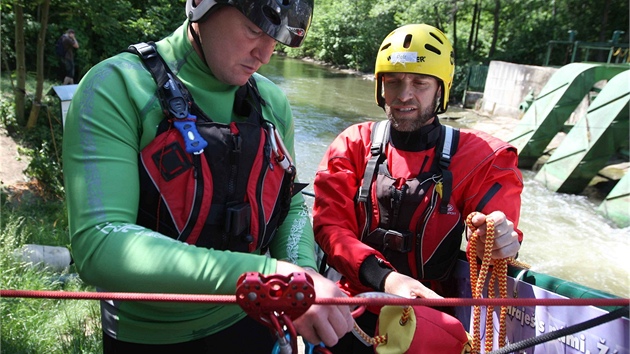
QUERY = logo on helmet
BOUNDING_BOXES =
[287,26,305,37]
[389,52,421,65]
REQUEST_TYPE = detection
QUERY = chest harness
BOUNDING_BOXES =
[128,42,298,253]
[358,120,465,280]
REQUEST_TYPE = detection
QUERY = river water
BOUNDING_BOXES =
[257,55,629,298]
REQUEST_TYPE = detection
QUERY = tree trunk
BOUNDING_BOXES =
[488,0,501,58]
[468,0,480,53]
[14,0,26,127]
[26,0,51,129]
[451,0,458,62]
[433,4,442,30]
[473,2,481,54]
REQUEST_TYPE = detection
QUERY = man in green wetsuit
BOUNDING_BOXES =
[62,0,354,352]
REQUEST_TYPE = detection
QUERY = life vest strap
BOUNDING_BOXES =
[357,120,391,203]
[357,120,459,214]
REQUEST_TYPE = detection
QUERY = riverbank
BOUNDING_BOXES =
[0,127,30,188]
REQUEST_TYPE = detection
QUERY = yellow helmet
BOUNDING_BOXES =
[375,24,454,113]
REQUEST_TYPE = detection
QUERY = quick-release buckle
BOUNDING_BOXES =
[162,73,189,119]
[382,229,413,253]
[161,73,208,154]
[364,228,413,253]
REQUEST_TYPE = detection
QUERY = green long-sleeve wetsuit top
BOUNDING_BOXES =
[62,20,317,344]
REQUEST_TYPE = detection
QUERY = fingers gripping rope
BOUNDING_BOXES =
[466,212,510,353]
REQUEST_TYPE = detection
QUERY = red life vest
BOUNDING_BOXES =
[359,120,464,281]
[129,42,298,253]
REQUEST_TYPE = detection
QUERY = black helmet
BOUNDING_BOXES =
[185,0,313,47]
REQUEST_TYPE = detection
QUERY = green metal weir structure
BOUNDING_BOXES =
[507,63,630,227]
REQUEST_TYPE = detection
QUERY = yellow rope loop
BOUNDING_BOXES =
[399,305,411,326]
[465,212,510,353]
[354,305,412,348]
[465,212,482,352]
[354,321,388,346]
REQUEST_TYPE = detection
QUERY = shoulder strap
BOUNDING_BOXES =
[436,125,460,213]
[357,120,390,203]
[127,42,262,124]
[356,121,460,215]
[127,42,212,154]
[126,42,197,120]
[233,76,265,124]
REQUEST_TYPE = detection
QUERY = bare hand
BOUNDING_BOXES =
[383,271,442,299]
[470,211,520,260]
[276,262,354,347]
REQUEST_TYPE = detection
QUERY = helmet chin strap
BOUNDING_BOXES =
[189,22,210,68]
[434,84,444,114]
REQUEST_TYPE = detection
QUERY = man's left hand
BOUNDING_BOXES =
[470,211,520,260]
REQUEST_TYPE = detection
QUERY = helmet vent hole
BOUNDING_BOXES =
[262,6,282,26]
[425,44,441,55]
[380,43,391,51]
[429,32,444,44]
[403,34,412,49]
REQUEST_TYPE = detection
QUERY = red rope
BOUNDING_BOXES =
[2,289,628,308]
[0,290,235,303]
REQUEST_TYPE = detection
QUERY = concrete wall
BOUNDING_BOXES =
[478,61,558,118]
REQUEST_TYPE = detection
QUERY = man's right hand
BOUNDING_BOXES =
[276,261,354,347]
[383,271,442,299]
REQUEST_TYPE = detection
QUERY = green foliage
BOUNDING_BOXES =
[0,84,17,133]
[2,0,187,83]
[19,118,65,200]
[452,63,473,105]
[0,199,101,353]
[3,0,628,103]
[303,0,396,72]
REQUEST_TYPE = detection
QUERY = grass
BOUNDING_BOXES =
[1,73,103,353]
[1,192,103,353]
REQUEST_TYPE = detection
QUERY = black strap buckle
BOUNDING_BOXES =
[383,229,412,253]
[364,228,413,253]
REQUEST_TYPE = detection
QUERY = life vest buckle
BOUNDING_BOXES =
[364,228,413,253]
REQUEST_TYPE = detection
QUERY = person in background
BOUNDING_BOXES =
[312,23,524,354]
[60,29,79,84]
[62,0,353,352]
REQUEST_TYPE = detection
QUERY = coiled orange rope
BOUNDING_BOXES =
[466,212,512,353]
